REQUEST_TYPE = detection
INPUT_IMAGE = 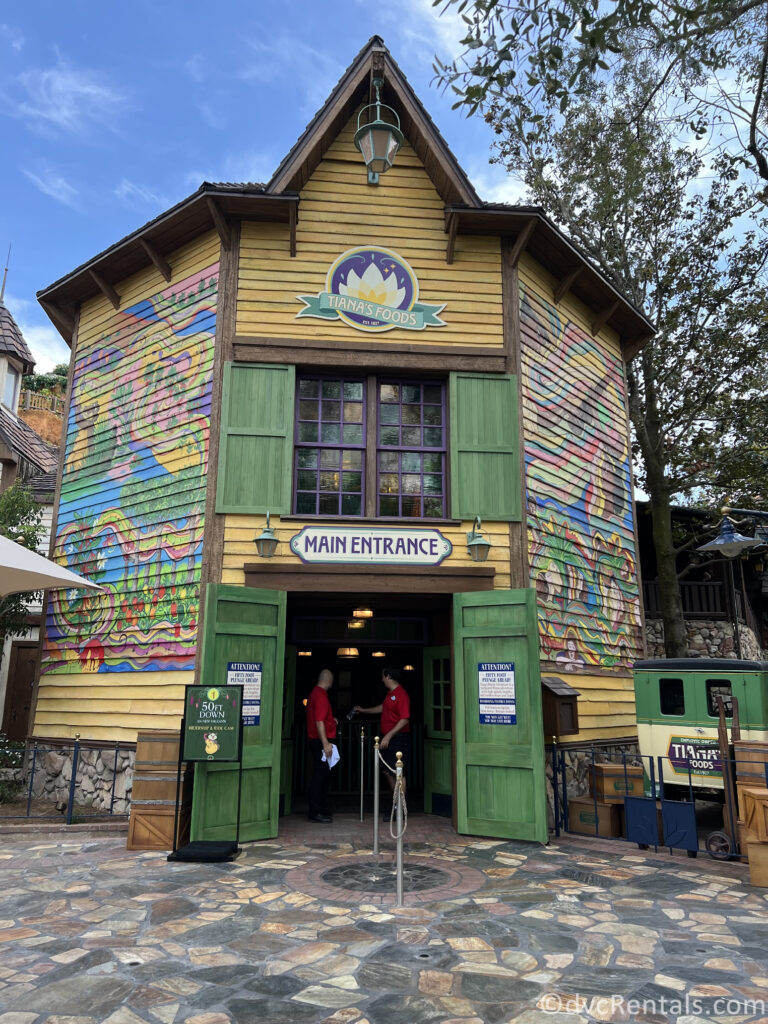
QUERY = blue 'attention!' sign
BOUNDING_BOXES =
[478,662,517,724]
[226,662,262,726]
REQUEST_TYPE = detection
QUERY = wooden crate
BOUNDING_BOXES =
[741,787,768,843]
[590,763,644,803]
[127,804,190,851]
[733,740,768,789]
[568,798,622,838]
[134,729,184,774]
[746,840,768,887]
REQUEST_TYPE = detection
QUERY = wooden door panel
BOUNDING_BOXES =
[192,585,286,842]
[453,590,547,842]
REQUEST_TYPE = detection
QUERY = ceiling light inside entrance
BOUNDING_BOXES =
[347,619,365,630]
[298,650,312,657]
[371,650,386,658]
[353,606,373,619]
[337,647,359,658]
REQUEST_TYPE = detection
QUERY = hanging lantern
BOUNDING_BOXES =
[354,78,404,185]
[254,512,279,558]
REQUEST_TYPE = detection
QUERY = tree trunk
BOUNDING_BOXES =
[648,485,688,657]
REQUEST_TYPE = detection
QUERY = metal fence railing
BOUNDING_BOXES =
[550,740,768,861]
[0,737,132,822]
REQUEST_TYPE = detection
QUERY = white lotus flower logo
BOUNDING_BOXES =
[339,261,405,307]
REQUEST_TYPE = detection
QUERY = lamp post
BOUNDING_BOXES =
[696,515,760,659]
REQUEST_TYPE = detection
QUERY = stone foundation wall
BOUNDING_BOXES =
[26,744,134,814]
[645,618,765,661]
[545,741,640,828]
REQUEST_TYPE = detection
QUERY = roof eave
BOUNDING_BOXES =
[447,205,655,357]
[37,185,297,344]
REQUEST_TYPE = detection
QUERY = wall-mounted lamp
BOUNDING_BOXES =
[353,605,373,619]
[337,647,359,658]
[254,512,279,558]
[466,516,491,563]
[354,78,404,185]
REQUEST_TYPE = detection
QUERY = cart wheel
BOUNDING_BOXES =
[705,831,732,860]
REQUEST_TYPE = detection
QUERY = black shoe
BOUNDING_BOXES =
[308,814,332,823]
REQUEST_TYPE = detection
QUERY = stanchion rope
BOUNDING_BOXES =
[376,747,408,839]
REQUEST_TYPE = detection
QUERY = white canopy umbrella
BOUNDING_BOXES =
[0,534,104,598]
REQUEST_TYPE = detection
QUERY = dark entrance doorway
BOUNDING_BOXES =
[284,592,451,818]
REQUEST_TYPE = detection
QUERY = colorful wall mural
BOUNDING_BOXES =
[520,279,643,672]
[42,264,219,674]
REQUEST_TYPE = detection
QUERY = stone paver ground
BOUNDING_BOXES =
[0,814,767,1024]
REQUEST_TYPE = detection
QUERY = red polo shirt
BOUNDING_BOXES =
[381,685,410,734]
[306,685,336,740]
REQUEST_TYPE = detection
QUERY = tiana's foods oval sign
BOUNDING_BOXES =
[296,246,446,333]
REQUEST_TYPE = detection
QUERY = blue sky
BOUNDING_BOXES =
[0,1,522,372]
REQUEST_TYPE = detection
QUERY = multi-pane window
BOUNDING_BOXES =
[294,377,365,516]
[706,680,733,718]
[378,380,446,518]
[292,375,447,518]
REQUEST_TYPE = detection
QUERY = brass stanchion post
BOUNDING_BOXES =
[373,736,380,855]
[395,749,404,907]
[359,725,365,823]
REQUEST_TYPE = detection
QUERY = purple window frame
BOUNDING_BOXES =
[293,374,367,517]
[377,379,447,519]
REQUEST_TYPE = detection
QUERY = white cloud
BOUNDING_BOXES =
[184,148,277,189]
[0,23,24,53]
[468,162,528,205]
[383,0,469,64]
[9,57,126,135]
[239,37,341,114]
[114,179,167,209]
[22,165,80,208]
[2,292,70,372]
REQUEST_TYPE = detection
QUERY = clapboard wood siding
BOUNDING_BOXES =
[33,670,190,742]
[237,119,503,348]
[221,514,512,592]
[34,232,220,740]
[519,253,643,677]
[562,674,637,740]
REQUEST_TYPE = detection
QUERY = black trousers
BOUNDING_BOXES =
[308,738,333,817]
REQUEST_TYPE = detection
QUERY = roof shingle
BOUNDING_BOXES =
[0,301,35,373]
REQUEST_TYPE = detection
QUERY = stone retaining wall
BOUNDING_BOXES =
[645,618,765,660]
[25,744,134,814]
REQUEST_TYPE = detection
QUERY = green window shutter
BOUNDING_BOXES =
[449,372,520,521]
[216,363,295,514]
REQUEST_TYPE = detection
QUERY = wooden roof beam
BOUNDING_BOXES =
[506,218,537,268]
[88,270,120,311]
[445,212,458,265]
[206,197,232,251]
[591,300,620,337]
[553,266,583,305]
[139,238,172,282]
[38,299,75,340]
[289,202,297,258]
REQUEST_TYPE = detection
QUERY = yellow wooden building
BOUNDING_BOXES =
[32,37,652,841]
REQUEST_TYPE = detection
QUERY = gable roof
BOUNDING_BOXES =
[0,301,35,373]
[36,37,654,356]
[268,36,479,206]
[0,406,58,474]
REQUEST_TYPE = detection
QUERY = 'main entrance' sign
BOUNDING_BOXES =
[290,526,452,565]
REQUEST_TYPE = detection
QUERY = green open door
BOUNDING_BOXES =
[191,584,286,842]
[453,589,547,842]
[423,646,452,817]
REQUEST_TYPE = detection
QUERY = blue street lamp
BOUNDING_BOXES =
[697,516,760,658]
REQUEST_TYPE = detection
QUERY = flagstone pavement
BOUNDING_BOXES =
[0,814,767,1024]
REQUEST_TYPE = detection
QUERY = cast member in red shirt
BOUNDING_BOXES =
[354,664,410,800]
[306,668,336,823]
